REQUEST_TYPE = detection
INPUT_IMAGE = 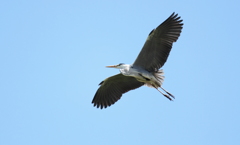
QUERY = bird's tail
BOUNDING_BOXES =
[153,69,175,100]
[153,69,165,86]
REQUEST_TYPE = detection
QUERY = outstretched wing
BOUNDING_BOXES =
[92,74,144,109]
[133,13,183,72]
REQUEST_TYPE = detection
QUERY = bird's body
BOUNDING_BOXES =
[92,13,183,109]
[118,64,163,89]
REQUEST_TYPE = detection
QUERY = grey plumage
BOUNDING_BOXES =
[92,74,144,109]
[133,13,183,71]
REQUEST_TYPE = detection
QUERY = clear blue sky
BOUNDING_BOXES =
[1,0,240,145]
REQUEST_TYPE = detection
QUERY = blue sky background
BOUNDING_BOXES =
[1,0,240,145]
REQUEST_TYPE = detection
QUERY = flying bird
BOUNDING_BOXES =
[92,13,183,109]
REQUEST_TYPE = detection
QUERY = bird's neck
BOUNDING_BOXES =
[118,64,131,69]
[119,64,132,75]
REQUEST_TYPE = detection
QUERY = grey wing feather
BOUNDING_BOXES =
[92,74,144,109]
[133,13,183,72]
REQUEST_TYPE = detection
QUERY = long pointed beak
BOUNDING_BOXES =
[106,65,117,68]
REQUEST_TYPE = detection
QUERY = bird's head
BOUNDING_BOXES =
[106,63,127,69]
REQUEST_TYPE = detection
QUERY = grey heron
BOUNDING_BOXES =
[92,13,183,109]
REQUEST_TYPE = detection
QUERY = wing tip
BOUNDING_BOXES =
[92,90,119,109]
[92,101,114,109]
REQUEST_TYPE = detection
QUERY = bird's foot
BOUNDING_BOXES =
[163,94,173,101]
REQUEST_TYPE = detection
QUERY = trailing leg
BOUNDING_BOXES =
[154,86,173,101]
[160,86,175,99]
